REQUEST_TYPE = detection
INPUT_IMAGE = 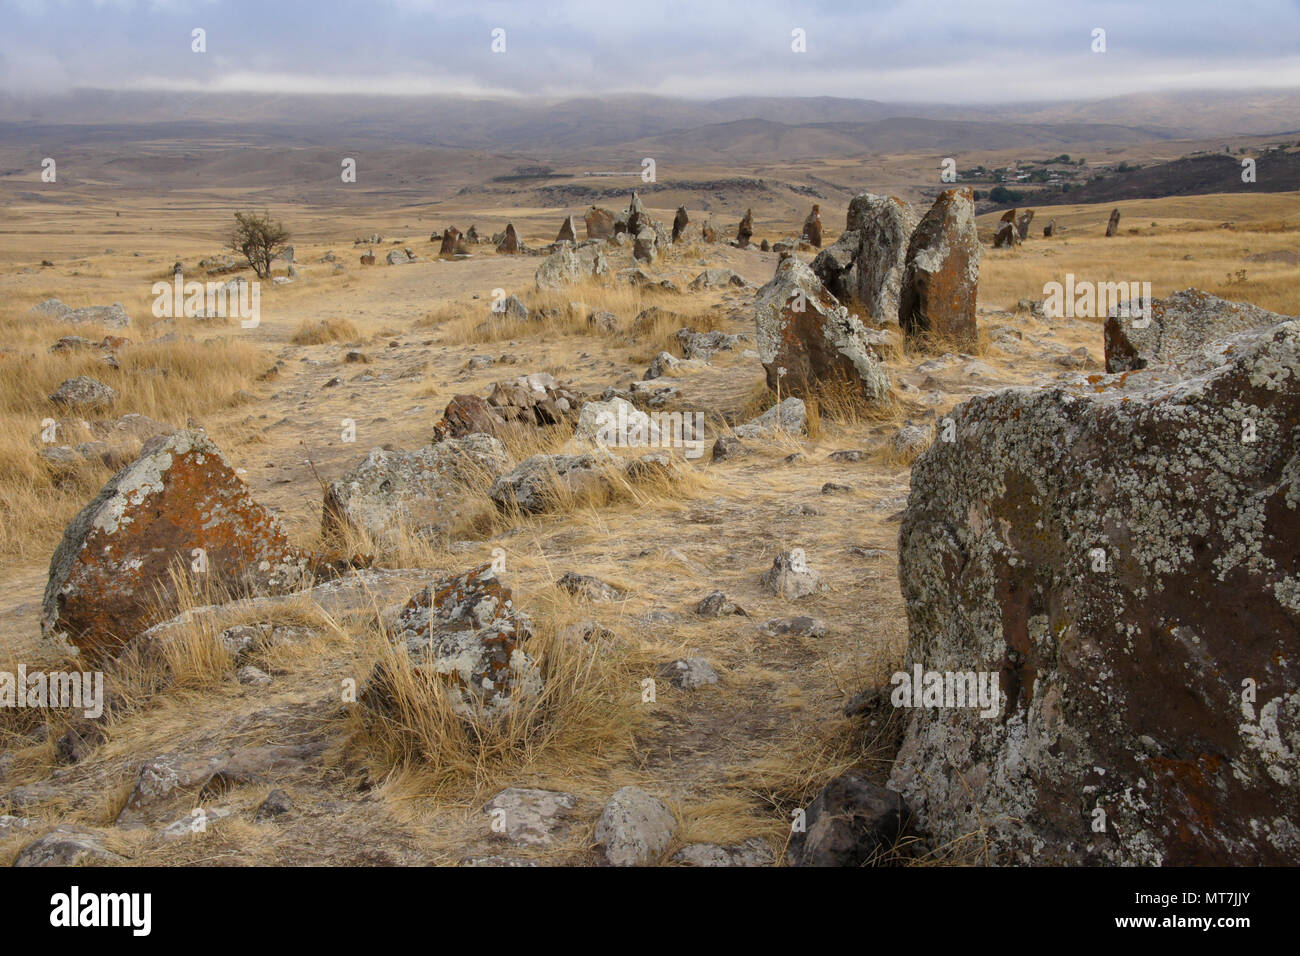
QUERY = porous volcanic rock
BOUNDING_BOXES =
[42,430,307,659]
[892,318,1300,865]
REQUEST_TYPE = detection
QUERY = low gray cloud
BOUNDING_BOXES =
[2,0,1298,101]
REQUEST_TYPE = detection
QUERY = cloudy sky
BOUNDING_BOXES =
[2,0,1298,102]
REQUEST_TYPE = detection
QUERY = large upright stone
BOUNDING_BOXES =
[754,256,891,403]
[585,206,615,240]
[736,209,754,247]
[555,215,577,244]
[671,206,689,243]
[496,223,524,254]
[43,431,306,659]
[439,227,465,259]
[893,318,1300,865]
[1104,288,1292,373]
[898,187,980,348]
[802,204,823,247]
[626,193,651,236]
[1105,208,1121,237]
[1015,209,1035,240]
[812,193,918,325]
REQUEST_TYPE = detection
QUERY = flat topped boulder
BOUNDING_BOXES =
[1104,288,1294,373]
[322,434,509,549]
[754,256,891,403]
[898,187,980,348]
[893,318,1300,864]
[43,430,306,660]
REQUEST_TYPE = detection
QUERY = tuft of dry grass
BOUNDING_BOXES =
[290,317,361,345]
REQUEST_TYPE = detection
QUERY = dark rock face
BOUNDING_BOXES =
[584,206,615,239]
[898,187,980,348]
[754,256,891,404]
[1106,208,1122,237]
[439,226,465,258]
[672,206,689,243]
[1042,218,1056,238]
[787,773,910,866]
[496,223,524,254]
[555,215,577,243]
[802,204,823,247]
[1104,288,1292,373]
[737,209,754,246]
[893,317,1300,864]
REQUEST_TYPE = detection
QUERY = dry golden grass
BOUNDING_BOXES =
[344,598,649,800]
[0,306,267,561]
[290,316,361,345]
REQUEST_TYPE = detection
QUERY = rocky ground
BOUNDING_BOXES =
[0,190,1295,867]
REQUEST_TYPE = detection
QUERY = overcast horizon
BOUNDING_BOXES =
[2,0,1300,104]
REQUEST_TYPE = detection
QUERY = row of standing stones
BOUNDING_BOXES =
[29,186,1300,865]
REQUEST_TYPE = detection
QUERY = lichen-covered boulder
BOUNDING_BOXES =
[754,256,891,403]
[812,193,918,325]
[322,434,509,549]
[892,318,1300,864]
[490,453,610,515]
[365,565,540,719]
[43,430,307,660]
[1104,288,1293,373]
[898,187,980,348]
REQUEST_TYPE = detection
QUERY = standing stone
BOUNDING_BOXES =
[465,224,481,243]
[898,187,981,348]
[585,206,615,240]
[439,227,463,259]
[626,192,651,236]
[633,227,658,263]
[671,206,689,243]
[1105,208,1121,237]
[999,208,1017,224]
[811,193,918,325]
[42,431,306,660]
[360,249,376,266]
[893,318,1300,865]
[802,204,823,247]
[1015,209,1035,240]
[496,223,524,254]
[555,215,577,243]
[754,256,891,404]
[737,209,754,246]
[993,220,1019,248]
[1042,218,1055,238]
